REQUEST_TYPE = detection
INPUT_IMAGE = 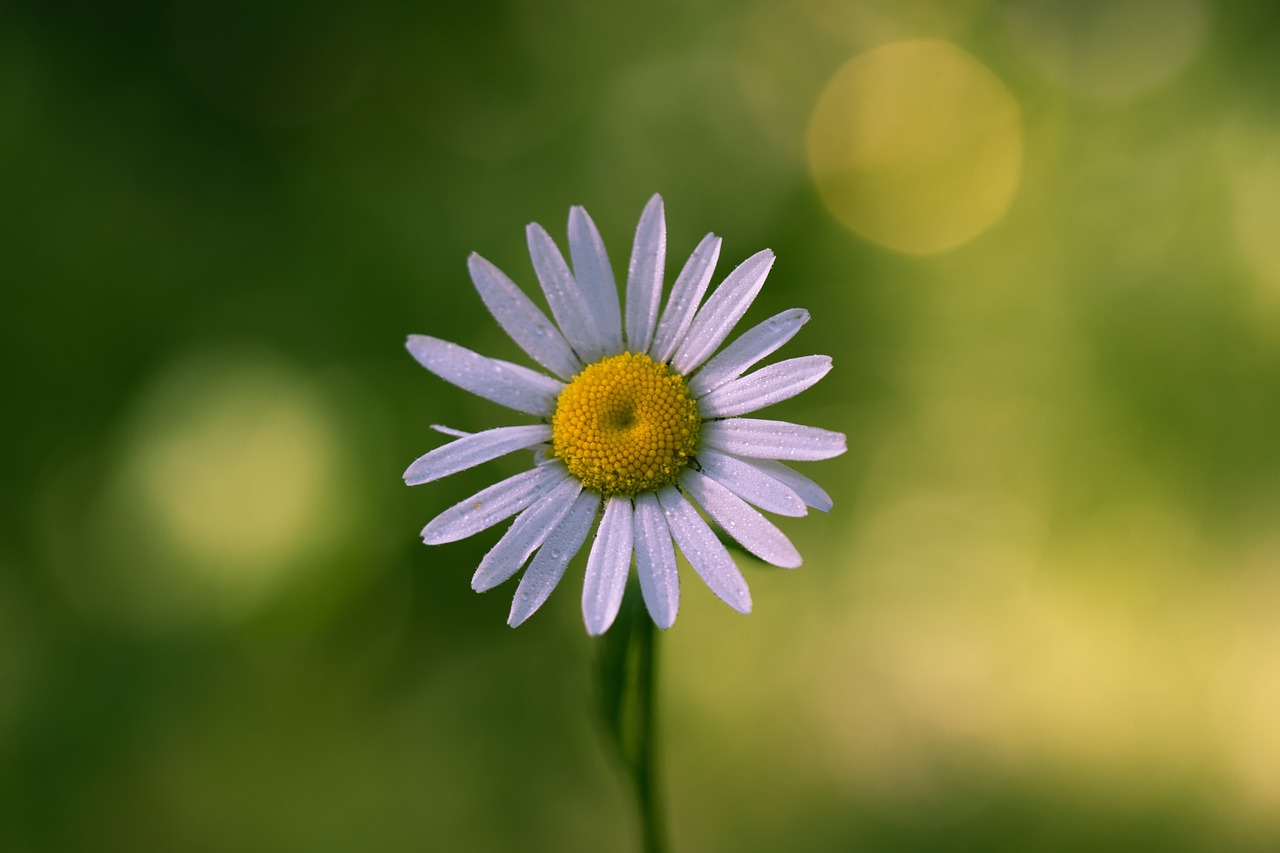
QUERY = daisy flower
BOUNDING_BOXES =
[405,195,845,635]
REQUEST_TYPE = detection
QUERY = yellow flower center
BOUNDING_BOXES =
[551,352,700,496]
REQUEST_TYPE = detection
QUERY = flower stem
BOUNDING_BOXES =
[633,611,666,853]
[596,579,669,853]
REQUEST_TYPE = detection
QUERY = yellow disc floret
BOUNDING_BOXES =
[551,352,700,496]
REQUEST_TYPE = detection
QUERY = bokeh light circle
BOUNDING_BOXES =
[1004,0,1207,103]
[805,39,1023,255]
[1229,140,1280,316]
[81,349,359,628]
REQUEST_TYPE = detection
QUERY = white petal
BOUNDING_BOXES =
[568,206,624,356]
[671,249,774,375]
[697,355,832,418]
[467,253,581,380]
[527,222,606,363]
[680,469,802,569]
[633,491,679,629]
[430,424,471,437]
[695,448,807,517]
[582,497,634,636]
[420,464,563,545]
[746,458,834,512]
[649,234,721,363]
[701,418,847,461]
[404,424,552,486]
[688,309,810,397]
[406,335,563,417]
[625,194,666,354]
[508,490,601,627]
[655,486,751,614]
[472,475,582,592]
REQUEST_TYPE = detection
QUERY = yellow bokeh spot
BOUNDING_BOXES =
[1004,0,1206,103]
[134,370,335,574]
[552,352,699,496]
[805,39,1023,255]
[1229,143,1280,319]
[85,350,355,627]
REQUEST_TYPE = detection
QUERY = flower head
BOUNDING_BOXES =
[405,195,846,634]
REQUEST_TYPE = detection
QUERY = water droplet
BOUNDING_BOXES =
[550,548,562,559]
[534,325,547,337]
[520,592,529,601]
[768,319,779,331]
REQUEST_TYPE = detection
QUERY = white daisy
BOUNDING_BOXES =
[405,195,846,635]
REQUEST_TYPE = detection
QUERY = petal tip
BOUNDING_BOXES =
[583,604,618,636]
[568,205,598,232]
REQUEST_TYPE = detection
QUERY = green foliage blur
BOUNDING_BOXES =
[5,0,1280,850]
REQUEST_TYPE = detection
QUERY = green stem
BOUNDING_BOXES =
[598,579,669,853]
[633,613,666,853]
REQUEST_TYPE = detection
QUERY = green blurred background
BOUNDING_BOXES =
[5,0,1280,850]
